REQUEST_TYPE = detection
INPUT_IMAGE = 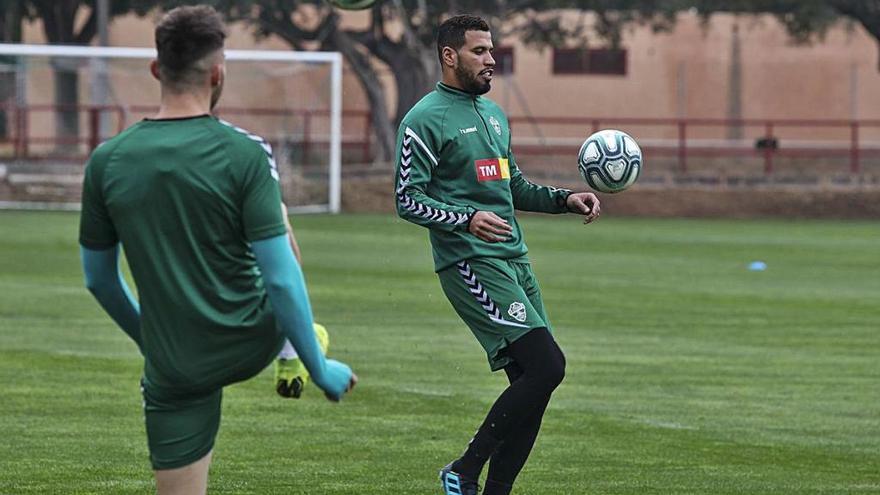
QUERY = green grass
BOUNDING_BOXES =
[1,211,878,494]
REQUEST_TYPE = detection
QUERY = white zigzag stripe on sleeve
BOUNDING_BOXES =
[219,119,280,181]
[404,127,438,167]
[396,127,471,226]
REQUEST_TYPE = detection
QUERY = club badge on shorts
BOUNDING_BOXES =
[508,301,527,322]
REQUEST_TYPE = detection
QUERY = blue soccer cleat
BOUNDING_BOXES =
[439,463,481,495]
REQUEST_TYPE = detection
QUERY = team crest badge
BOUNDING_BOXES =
[508,302,527,322]
[489,116,502,136]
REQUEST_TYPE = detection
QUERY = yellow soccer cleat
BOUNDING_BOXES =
[274,323,330,398]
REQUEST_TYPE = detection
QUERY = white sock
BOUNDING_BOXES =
[278,339,298,360]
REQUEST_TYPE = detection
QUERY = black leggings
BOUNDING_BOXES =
[454,328,566,491]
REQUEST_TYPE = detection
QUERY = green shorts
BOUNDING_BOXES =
[438,257,552,371]
[141,378,222,471]
[139,323,283,470]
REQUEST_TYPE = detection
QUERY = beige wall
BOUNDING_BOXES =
[501,13,880,121]
[19,10,370,119]
[18,10,880,142]
[489,13,880,144]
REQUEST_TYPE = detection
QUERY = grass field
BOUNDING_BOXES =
[0,211,878,494]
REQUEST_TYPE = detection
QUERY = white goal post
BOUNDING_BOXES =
[0,43,344,213]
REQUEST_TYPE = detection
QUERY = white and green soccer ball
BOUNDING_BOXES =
[326,0,378,9]
[577,129,642,193]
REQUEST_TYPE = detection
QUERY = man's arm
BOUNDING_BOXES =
[280,202,302,263]
[508,153,601,223]
[508,152,572,214]
[251,234,354,401]
[80,244,142,352]
[395,123,475,231]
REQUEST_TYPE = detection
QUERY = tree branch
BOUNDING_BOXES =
[74,6,97,44]
[391,0,421,50]
[250,6,330,49]
[322,25,395,160]
[30,1,60,42]
[827,0,880,69]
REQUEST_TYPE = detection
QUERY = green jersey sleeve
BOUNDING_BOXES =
[240,143,287,242]
[395,120,475,232]
[79,144,119,249]
[508,144,571,214]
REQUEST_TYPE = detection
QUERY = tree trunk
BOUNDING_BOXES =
[52,58,80,152]
[0,58,14,139]
[352,37,437,132]
[35,1,93,153]
[388,47,438,127]
[0,1,23,140]
[375,3,440,126]
[325,31,396,162]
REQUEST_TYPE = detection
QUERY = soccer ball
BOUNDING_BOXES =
[326,0,377,9]
[577,129,642,193]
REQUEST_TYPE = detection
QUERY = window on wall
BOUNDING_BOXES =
[552,48,627,76]
[492,46,515,75]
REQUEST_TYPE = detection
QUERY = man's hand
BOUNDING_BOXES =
[468,211,513,243]
[325,372,358,403]
[317,359,357,402]
[566,192,601,224]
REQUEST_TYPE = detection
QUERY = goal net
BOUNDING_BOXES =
[0,44,344,213]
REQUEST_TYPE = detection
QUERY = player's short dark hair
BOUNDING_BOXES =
[437,14,490,63]
[155,5,227,90]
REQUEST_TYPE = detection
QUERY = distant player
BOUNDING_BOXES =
[79,6,356,494]
[394,15,601,495]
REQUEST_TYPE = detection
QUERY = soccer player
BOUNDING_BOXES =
[394,14,601,495]
[79,6,356,494]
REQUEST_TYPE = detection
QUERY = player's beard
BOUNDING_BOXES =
[455,64,491,95]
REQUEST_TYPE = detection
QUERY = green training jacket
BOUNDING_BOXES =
[395,82,571,272]
[80,115,286,392]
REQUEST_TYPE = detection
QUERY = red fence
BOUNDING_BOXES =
[510,117,880,175]
[2,104,879,174]
[0,104,373,162]
[0,104,126,157]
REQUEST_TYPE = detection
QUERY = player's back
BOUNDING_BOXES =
[86,115,285,393]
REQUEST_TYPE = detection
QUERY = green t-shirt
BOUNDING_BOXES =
[79,115,287,393]
[395,83,571,272]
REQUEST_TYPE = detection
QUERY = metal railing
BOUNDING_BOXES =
[0,103,373,163]
[509,116,880,175]
[1,104,878,175]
